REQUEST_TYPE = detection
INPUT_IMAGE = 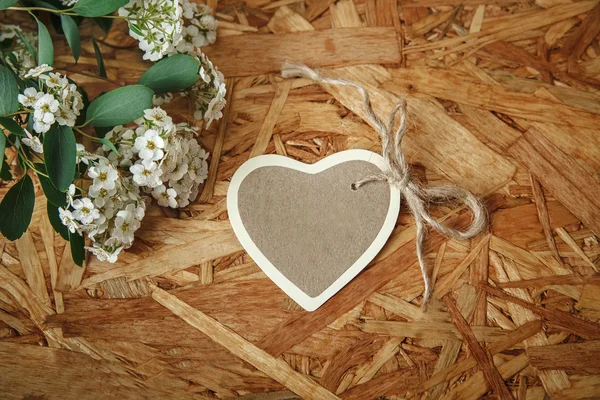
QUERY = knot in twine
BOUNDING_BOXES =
[281,63,488,310]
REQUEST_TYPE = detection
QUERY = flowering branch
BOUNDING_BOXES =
[0,0,225,265]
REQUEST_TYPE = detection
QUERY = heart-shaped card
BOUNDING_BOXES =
[227,150,401,311]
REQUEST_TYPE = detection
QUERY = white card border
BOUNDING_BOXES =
[227,149,401,311]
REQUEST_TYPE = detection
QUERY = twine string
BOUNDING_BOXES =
[282,63,488,309]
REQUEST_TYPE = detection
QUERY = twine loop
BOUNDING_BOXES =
[282,63,488,309]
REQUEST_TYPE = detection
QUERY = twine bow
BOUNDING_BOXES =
[281,63,488,309]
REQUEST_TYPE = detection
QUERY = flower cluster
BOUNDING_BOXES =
[119,0,217,62]
[17,66,84,133]
[0,24,37,79]
[58,107,209,263]
[153,51,226,127]
[59,152,146,263]
[169,0,217,55]
[100,107,209,208]
[119,0,184,61]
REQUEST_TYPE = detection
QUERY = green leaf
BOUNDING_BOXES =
[0,117,26,136]
[0,65,19,116]
[0,0,18,10]
[69,230,85,267]
[35,163,67,207]
[98,137,119,155]
[0,158,12,181]
[85,85,153,127]
[36,19,54,66]
[72,0,128,17]
[60,15,81,62]
[0,173,35,241]
[138,54,200,94]
[91,38,106,78]
[129,23,142,37]
[43,125,76,192]
[47,201,69,241]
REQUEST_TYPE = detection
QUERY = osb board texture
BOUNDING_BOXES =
[1,0,600,399]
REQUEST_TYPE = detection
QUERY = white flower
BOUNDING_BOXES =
[75,143,89,165]
[176,192,190,208]
[18,87,42,108]
[72,197,100,224]
[144,107,172,128]
[112,205,140,244]
[70,84,84,114]
[60,0,79,7]
[168,0,216,56]
[32,94,59,133]
[198,66,211,84]
[89,185,117,208]
[86,240,123,263]
[134,205,145,221]
[41,72,68,88]
[188,51,226,126]
[152,185,178,208]
[59,207,80,233]
[55,106,77,127]
[130,160,162,187]
[87,213,108,239]
[24,64,52,78]
[134,129,165,161]
[21,129,43,153]
[88,162,119,191]
[204,91,225,126]
[119,0,183,61]
[66,184,76,206]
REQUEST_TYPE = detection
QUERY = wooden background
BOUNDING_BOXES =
[2,0,600,398]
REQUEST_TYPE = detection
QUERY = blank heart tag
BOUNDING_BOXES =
[227,150,401,311]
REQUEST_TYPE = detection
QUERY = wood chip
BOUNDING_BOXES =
[150,285,340,399]
[443,294,515,400]
[203,28,401,77]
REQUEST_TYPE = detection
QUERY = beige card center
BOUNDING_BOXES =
[227,150,401,311]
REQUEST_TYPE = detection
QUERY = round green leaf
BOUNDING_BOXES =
[47,201,69,241]
[43,125,76,192]
[0,65,19,116]
[72,0,128,17]
[36,19,54,66]
[85,85,154,127]
[138,54,200,94]
[0,174,35,241]
[60,15,81,62]
[0,0,18,10]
